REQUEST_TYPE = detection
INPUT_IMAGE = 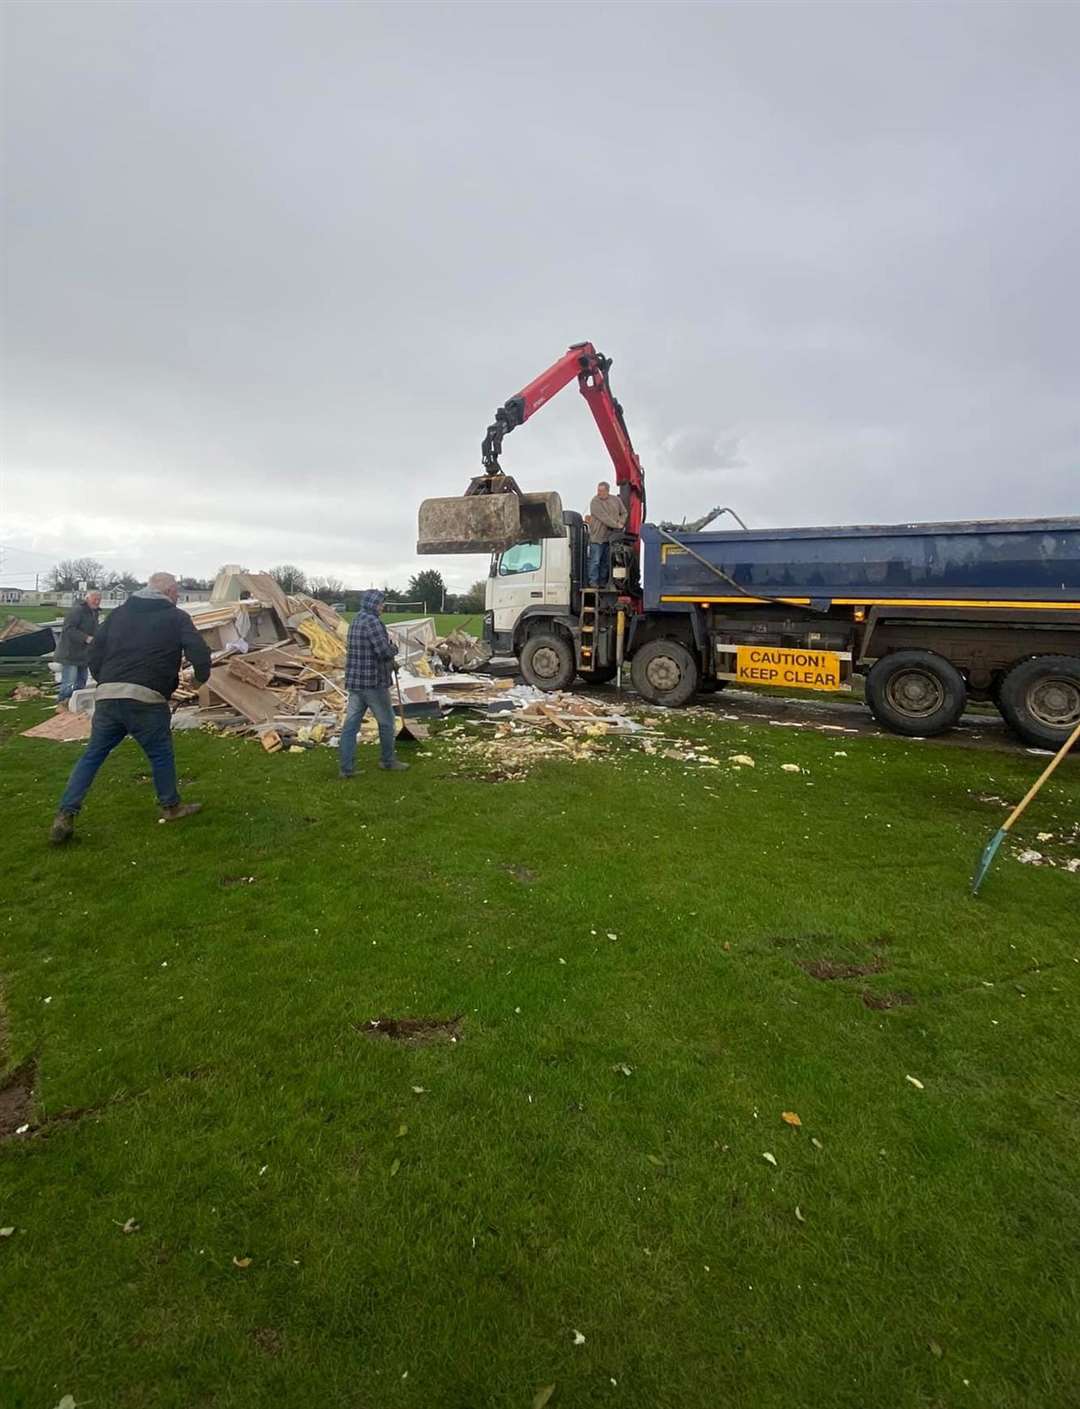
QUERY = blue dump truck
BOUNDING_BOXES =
[483,514,1080,749]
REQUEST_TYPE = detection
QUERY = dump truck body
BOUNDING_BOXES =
[642,518,1080,611]
[484,515,1080,749]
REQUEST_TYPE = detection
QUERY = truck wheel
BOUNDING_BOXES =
[520,633,576,692]
[630,639,699,707]
[865,650,967,737]
[997,655,1080,750]
[578,664,618,687]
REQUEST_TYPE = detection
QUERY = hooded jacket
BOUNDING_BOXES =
[344,590,397,690]
[88,593,211,700]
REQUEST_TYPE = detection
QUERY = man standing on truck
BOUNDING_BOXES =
[586,481,628,586]
[49,572,211,844]
[55,588,101,704]
[338,589,408,778]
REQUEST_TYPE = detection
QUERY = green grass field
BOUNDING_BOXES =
[1,606,61,625]
[1,684,1078,1408]
[3,608,484,631]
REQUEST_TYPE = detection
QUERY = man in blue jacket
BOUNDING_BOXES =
[49,572,211,844]
[338,589,408,779]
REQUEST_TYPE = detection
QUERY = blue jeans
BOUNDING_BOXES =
[58,698,180,814]
[338,687,396,774]
[587,542,610,586]
[58,662,88,702]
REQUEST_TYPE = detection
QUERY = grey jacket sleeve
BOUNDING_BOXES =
[88,613,110,679]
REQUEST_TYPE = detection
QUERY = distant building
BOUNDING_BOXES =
[0,587,30,606]
[57,587,130,608]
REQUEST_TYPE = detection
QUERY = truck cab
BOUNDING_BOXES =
[484,511,584,658]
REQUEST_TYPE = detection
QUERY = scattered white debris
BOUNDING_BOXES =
[729,754,755,767]
[1016,849,1045,866]
[572,1329,586,1345]
[762,1151,778,1167]
[906,1075,925,1090]
[780,763,802,773]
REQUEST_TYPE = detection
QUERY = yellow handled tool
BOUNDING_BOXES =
[971,719,1080,894]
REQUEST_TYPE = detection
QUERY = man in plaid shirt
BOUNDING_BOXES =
[338,589,408,777]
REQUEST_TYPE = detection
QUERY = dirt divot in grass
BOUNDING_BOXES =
[861,990,916,1010]
[0,1059,36,1138]
[799,956,886,981]
[252,1328,284,1357]
[359,1015,463,1044]
[221,874,258,888]
[501,863,537,885]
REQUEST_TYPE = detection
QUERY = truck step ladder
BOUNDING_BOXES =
[579,588,600,670]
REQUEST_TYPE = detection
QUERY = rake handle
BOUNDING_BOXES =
[1000,718,1080,835]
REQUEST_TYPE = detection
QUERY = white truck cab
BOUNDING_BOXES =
[482,511,622,689]
[486,535,574,637]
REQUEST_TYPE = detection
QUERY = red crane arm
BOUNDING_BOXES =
[479,341,646,536]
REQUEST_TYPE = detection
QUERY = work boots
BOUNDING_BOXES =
[160,803,203,823]
[49,811,75,845]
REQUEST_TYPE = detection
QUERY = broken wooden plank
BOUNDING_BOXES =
[203,666,281,724]
[21,711,92,742]
[226,657,273,691]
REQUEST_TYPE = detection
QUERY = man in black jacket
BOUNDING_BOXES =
[50,572,212,844]
[55,589,101,703]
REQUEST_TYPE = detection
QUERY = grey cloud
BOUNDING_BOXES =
[659,428,747,477]
[1,2,1077,592]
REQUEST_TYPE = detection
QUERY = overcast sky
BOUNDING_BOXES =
[2,2,1077,592]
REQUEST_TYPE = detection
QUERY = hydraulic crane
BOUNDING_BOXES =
[416,341,646,555]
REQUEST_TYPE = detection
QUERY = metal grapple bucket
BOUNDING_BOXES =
[416,490,565,555]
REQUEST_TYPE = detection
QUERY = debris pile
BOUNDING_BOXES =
[442,691,646,780]
[165,570,353,750]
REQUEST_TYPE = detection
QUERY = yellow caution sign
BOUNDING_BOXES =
[735,645,843,690]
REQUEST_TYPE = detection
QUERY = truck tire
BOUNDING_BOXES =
[630,639,699,707]
[520,633,576,692]
[578,664,619,687]
[865,650,967,737]
[997,655,1080,750]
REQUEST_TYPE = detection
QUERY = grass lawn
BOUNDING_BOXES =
[382,612,484,636]
[1,606,62,625]
[1,685,1078,1408]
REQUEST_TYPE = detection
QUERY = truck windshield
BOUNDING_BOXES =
[498,542,542,575]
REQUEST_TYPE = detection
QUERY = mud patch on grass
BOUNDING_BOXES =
[252,1328,284,1358]
[501,863,537,885]
[221,874,257,888]
[861,990,916,1010]
[1,1060,208,1141]
[799,956,886,981]
[0,1059,36,1138]
[359,1015,463,1044]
